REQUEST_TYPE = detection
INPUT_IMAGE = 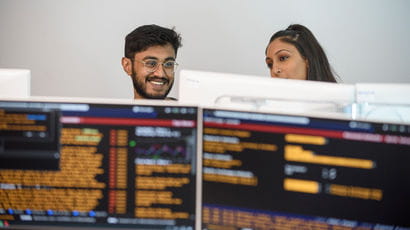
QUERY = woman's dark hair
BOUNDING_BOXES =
[124,24,182,59]
[266,24,338,82]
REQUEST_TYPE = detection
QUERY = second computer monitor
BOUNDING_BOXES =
[202,107,410,229]
[179,69,355,116]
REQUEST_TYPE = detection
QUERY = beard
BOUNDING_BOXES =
[131,68,173,99]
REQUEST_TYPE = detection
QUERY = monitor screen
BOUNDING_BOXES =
[0,99,198,229]
[202,108,410,229]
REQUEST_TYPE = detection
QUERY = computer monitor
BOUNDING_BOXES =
[201,107,410,229]
[355,83,410,124]
[179,70,355,116]
[0,69,31,98]
[0,97,199,229]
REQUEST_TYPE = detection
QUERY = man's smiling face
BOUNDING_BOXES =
[123,44,176,99]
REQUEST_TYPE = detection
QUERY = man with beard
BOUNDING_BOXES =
[121,24,182,100]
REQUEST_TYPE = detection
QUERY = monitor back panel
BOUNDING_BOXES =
[0,100,198,229]
[202,108,410,229]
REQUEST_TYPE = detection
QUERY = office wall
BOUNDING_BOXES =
[1,0,409,99]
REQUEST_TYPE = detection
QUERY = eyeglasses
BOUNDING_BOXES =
[135,59,179,74]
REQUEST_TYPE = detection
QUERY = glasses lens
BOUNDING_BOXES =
[163,61,175,68]
[144,60,158,70]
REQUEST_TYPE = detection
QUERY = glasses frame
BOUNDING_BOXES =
[131,58,179,74]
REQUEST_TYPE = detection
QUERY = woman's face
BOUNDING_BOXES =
[265,38,308,80]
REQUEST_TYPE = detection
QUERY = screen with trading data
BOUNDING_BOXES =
[202,108,410,230]
[0,100,198,229]
[0,106,61,170]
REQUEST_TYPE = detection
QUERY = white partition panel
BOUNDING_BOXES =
[0,68,31,98]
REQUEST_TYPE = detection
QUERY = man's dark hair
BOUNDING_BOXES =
[124,24,182,59]
[266,24,338,82]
